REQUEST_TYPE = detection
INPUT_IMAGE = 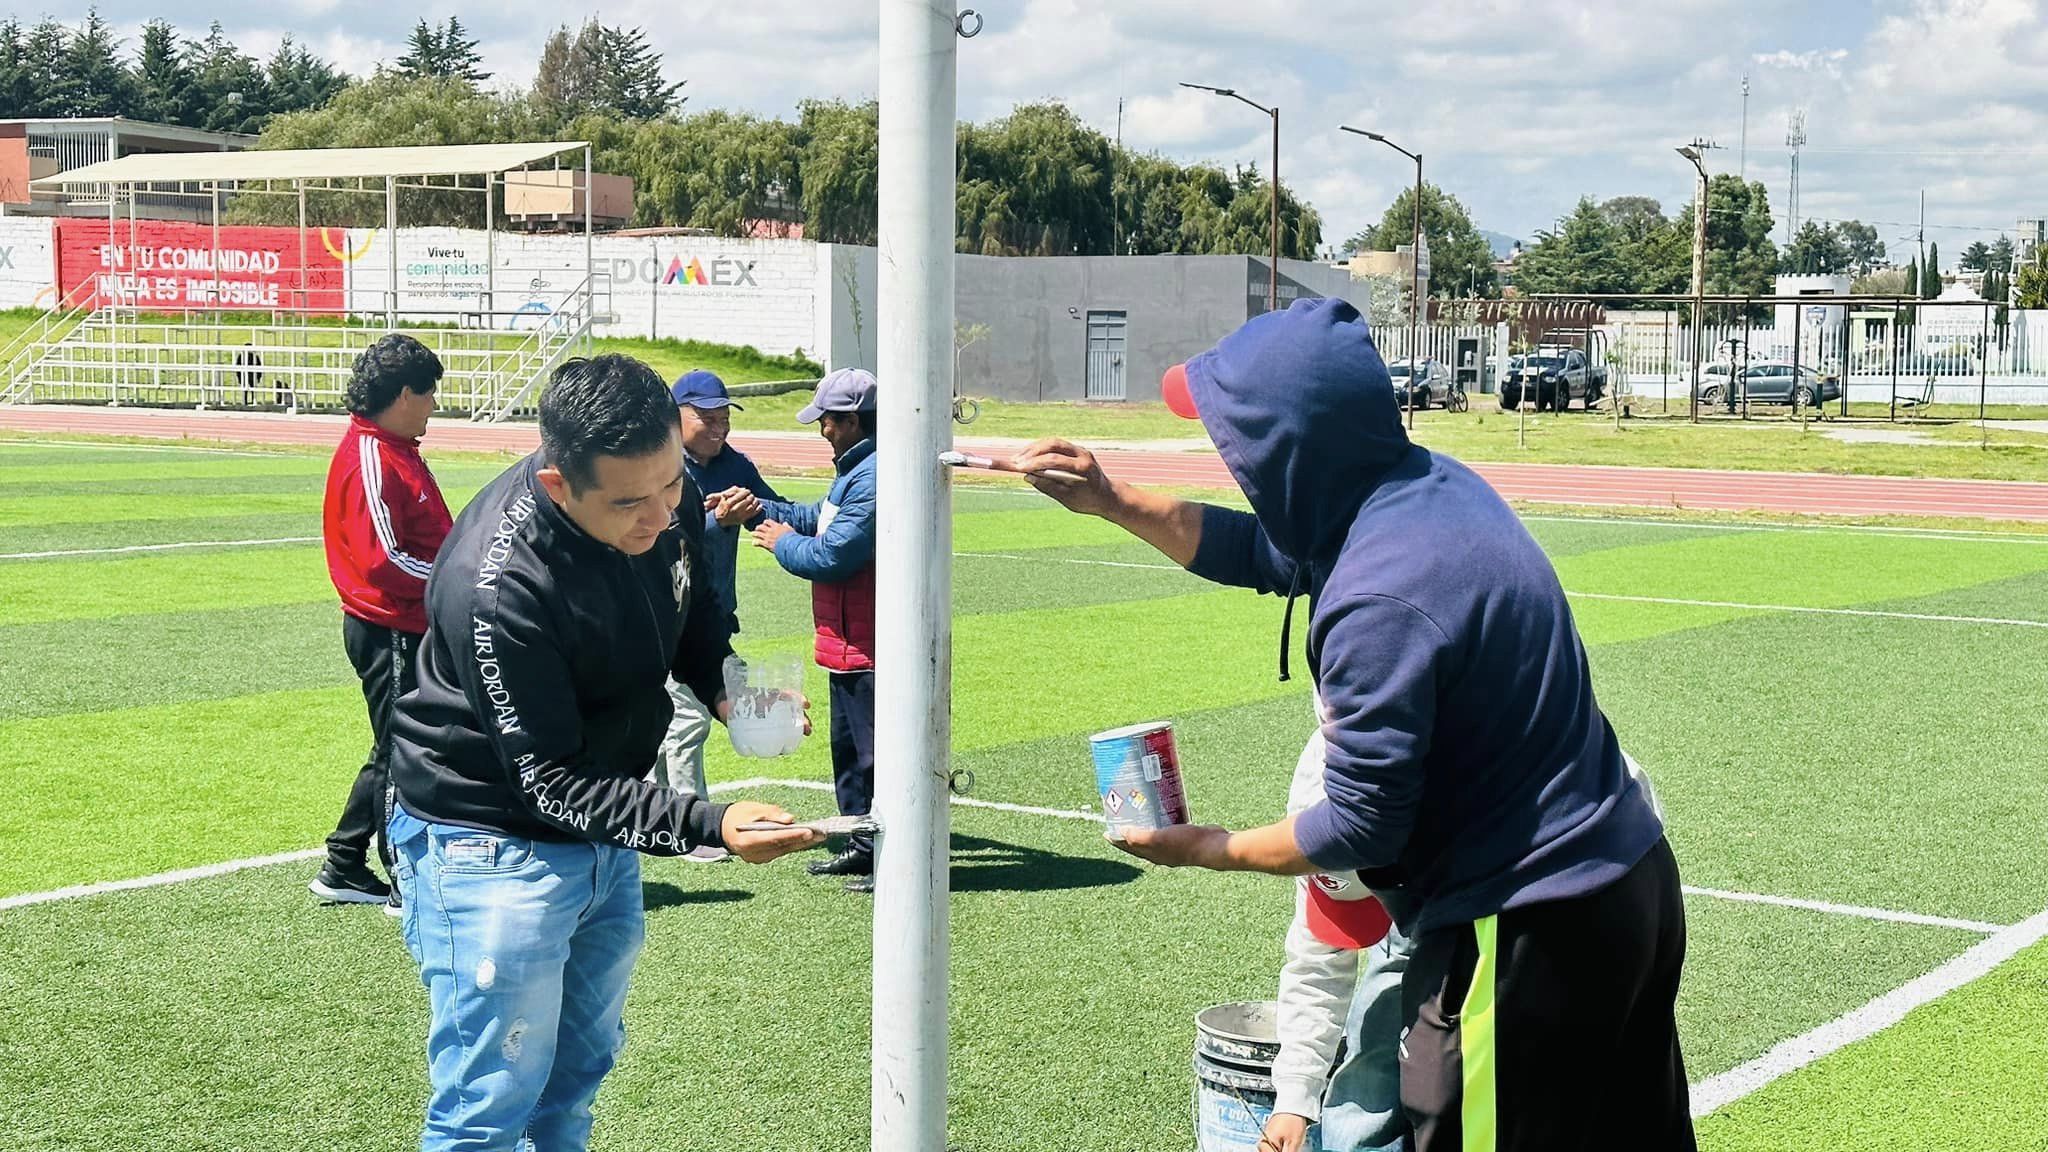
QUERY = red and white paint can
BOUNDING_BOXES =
[1089,721,1191,837]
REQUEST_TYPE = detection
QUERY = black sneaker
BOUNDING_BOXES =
[309,864,390,905]
[843,875,875,894]
[383,885,404,919]
[806,847,874,877]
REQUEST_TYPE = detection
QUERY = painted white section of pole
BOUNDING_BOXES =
[873,3,956,1151]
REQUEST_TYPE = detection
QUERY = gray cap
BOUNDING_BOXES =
[797,367,878,423]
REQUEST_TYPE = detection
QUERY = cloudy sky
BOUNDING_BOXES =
[51,0,2048,262]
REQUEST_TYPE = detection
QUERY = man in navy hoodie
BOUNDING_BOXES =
[1015,298,1692,1151]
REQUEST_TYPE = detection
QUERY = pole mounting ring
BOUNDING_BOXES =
[948,768,976,797]
[956,9,983,37]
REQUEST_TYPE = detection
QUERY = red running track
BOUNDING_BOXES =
[6,404,2048,523]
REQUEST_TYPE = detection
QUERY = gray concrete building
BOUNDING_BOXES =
[818,249,1358,403]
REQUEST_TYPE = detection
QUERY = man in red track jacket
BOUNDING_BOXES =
[313,334,453,910]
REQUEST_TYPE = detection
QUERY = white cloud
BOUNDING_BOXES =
[30,1,2048,259]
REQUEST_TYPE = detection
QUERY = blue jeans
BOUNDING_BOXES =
[389,807,646,1152]
[1319,901,1416,1152]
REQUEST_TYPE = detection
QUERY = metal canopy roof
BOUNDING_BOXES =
[33,141,587,188]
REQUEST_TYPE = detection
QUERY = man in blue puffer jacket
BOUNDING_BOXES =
[753,368,880,892]
[1015,298,1693,1152]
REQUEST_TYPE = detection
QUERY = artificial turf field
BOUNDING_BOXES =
[1,433,2045,1151]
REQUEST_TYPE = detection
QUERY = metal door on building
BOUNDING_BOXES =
[1084,310,1127,400]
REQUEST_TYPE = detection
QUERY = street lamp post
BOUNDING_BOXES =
[1181,82,1280,314]
[1677,145,1710,422]
[1341,126,1424,429]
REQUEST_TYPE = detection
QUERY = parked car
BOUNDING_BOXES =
[1500,346,1605,412]
[1693,360,1842,408]
[1389,358,1457,410]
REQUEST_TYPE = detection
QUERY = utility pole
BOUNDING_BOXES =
[1113,97,1123,255]
[1180,82,1281,313]
[1677,140,1716,421]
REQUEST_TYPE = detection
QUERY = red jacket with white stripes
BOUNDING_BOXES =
[323,415,453,634]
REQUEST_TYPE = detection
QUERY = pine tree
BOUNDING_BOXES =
[186,23,267,134]
[0,20,32,118]
[131,20,193,125]
[23,18,78,119]
[590,25,684,120]
[264,36,347,116]
[393,20,441,80]
[1923,242,1942,298]
[438,17,490,84]
[63,9,134,117]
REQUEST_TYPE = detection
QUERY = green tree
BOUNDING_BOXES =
[1922,242,1942,297]
[1959,240,1992,272]
[532,24,597,122]
[1673,175,1777,298]
[1782,220,1850,274]
[0,21,34,118]
[131,21,195,125]
[1595,196,1689,298]
[1836,220,1885,276]
[1509,197,1631,297]
[956,102,1114,256]
[1347,182,1497,297]
[589,25,685,121]
[234,75,542,226]
[2015,250,2048,309]
[186,23,268,133]
[395,18,490,85]
[62,9,135,117]
[1987,236,2015,274]
[534,23,683,124]
[1852,268,1910,296]
[797,98,878,245]
[22,18,79,119]
[263,37,347,117]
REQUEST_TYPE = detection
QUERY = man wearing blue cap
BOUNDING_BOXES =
[753,367,880,892]
[655,370,786,863]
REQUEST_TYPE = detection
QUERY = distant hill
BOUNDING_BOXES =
[1480,230,1524,259]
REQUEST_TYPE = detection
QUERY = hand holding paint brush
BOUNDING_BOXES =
[938,449,1086,484]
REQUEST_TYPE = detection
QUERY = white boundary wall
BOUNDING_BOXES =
[340,228,825,359]
[0,218,57,310]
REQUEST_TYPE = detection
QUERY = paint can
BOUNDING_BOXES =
[1193,1001,1318,1152]
[1088,721,1190,837]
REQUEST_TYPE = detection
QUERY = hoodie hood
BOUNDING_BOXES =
[1184,297,1412,562]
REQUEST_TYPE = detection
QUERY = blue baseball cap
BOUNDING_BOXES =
[671,369,742,410]
[797,367,878,423]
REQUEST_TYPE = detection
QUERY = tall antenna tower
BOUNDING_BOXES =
[1739,72,1750,179]
[1785,109,1806,246]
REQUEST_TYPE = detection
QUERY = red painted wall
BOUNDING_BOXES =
[55,218,344,313]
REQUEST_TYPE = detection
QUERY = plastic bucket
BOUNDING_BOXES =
[1193,1001,1318,1152]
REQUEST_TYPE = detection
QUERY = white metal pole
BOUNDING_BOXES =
[386,175,399,330]
[583,147,594,323]
[485,173,496,326]
[874,4,955,1152]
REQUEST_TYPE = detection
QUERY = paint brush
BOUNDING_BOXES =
[937,450,1086,484]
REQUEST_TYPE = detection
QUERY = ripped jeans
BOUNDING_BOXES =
[389,807,645,1152]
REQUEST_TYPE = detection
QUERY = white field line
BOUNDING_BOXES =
[0,536,318,560]
[1565,590,2048,630]
[957,550,2048,630]
[7,773,2031,1118]
[1518,512,2048,546]
[1676,885,2002,934]
[1688,904,2048,1117]
[12,773,1987,939]
[0,437,286,458]
[0,848,326,912]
